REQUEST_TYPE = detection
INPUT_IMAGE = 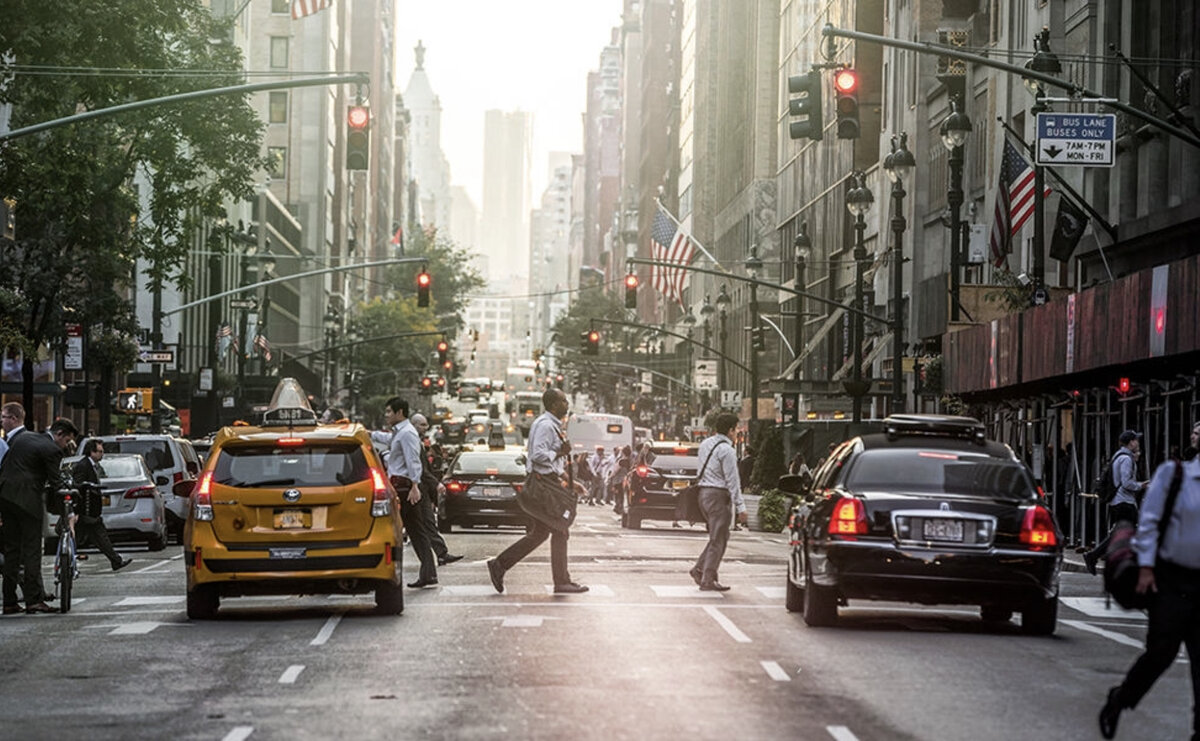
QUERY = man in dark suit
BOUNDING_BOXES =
[0,407,77,614]
[70,440,132,572]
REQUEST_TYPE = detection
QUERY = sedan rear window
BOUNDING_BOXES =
[213,445,371,488]
[451,453,526,476]
[843,449,1036,500]
[94,457,147,480]
[645,455,699,471]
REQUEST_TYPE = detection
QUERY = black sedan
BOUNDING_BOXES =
[785,415,1063,635]
[621,442,699,529]
[437,447,531,532]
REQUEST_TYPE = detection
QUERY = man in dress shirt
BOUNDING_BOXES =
[409,413,461,567]
[371,397,438,588]
[1100,422,1200,739]
[487,388,587,594]
[70,440,132,571]
[689,411,748,592]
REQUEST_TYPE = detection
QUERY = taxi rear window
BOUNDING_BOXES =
[213,445,371,488]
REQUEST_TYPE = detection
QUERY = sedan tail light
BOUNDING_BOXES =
[370,468,392,517]
[511,481,523,494]
[635,465,653,477]
[828,497,868,536]
[124,485,157,499]
[1020,505,1058,548]
[193,471,214,521]
[445,480,467,494]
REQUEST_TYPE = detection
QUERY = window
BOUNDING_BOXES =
[214,445,371,488]
[267,146,287,179]
[270,37,289,69]
[271,0,290,12]
[269,92,288,124]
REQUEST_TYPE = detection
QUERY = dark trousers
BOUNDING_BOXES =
[0,500,46,607]
[1086,501,1139,560]
[693,487,732,585]
[423,503,448,560]
[1113,561,1200,734]
[75,516,122,567]
[400,494,437,583]
[495,518,570,586]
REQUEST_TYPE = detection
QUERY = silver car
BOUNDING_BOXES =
[47,454,168,553]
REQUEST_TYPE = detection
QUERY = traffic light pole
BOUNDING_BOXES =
[586,318,751,374]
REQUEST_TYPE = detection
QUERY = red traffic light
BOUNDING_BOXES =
[347,105,369,130]
[587,330,600,343]
[1117,377,1131,394]
[417,271,432,288]
[436,377,445,387]
[624,273,639,289]
[436,340,448,353]
[420,377,432,388]
[833,69,858,94]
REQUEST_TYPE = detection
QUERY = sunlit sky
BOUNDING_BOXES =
[394,0,623,207]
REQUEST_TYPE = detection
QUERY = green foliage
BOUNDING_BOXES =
[393,227,486,338]
[749,423,788,493]
[756,488,790,533]
[982,269,1034,313]
[352,296,438,398]
[0,0,264,376]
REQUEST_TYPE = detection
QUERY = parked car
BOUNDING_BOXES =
[784,414,1063,635]
[621,442,699,529]
[47,454,169,553]
[437,447,530,532]
[78,433,201,541]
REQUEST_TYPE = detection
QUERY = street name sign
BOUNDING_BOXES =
[1036,112,1116,167]
[65,322,84,370]
[137,348,176,364]
[229,298,256,309]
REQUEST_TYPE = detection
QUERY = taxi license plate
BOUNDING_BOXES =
[269,547,307,559]
[672,480,689,490]
[273,509,309,529]
[102,495,111,507]
[923,519,963,542]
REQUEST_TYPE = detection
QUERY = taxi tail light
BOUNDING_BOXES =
[828,497,868,536]
[124,485,157,499]
[370,468,392,517]
[193,471,214,521]
[1020,505,1058,548]
[277,437,306,446]
[672,447,690,455]
[384,543,393,565]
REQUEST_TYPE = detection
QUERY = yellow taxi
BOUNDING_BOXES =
[181,379,405,619]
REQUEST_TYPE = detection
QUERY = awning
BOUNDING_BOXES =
[775,306,846,379]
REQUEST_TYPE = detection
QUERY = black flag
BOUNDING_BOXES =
[1049,197,1089,261]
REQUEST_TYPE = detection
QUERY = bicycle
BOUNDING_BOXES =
[52,489,81,613]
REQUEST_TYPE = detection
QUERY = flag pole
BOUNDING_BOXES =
[654,197,729,274]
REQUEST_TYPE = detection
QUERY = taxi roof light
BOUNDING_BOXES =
[261,378,320,428]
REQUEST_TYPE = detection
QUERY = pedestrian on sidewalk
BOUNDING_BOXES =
[1085,430,1146,575]
[1098,433,1200,739]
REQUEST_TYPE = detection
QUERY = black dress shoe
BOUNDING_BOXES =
[486,559,504,593]
[1099,686,1123,739]
[699,582,731,592]
[1084,552,1099,576]
[112,557,133,572]
[25,602,57,614]
[553,582,589,594]
[438,554,463,566]
[2,605,22,615]
[406,578,438,589]
[688,568,703,586]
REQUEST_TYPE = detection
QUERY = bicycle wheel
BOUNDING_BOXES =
[57,535,74,613]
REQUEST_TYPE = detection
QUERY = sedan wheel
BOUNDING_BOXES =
[1021,594,1058,636]
[785,565,804,613]
[802,561,838,627]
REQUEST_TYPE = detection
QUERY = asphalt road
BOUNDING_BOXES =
[0,506,1191,741]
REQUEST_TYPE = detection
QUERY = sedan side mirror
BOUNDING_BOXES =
[776,474,810,497]
[172,479,196,498]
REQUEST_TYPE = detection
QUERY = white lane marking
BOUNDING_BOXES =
[1061,619,1143,649]
[703,606,751,643]
[132,562,171,574]
[223,727,254,741]
[542,584,615,597]
[169,553,184,560]
[755,586,786,599]
[278,665,305,684]
[310,614,342,646]
[440,585,502,597]
[114,596,184,606]
[1061,597,1146,621]
[110,622,166,635]
[651,585,725,599]
[760,660,791,681]
[827,726,859,741]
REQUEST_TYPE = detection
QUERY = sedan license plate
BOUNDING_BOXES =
[273,509,309,529]
[269,547,307,560]
[480,487,504,498]
[923,518,964,542]
[672,480,689,490]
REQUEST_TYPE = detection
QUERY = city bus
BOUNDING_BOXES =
[505,366,541,395]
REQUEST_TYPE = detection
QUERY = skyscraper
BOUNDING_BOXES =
[481,109,532,289]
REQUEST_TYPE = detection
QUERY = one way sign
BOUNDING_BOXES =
[1036,112,1115,167]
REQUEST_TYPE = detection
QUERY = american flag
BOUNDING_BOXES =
[650,204,695,305]
[216,322,236,361]
[990,140,1051,268]
[291,0,332,20]
[253,333,273,363]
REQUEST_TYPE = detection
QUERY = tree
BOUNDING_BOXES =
[391,226,486,339]
[749,422,787,493]
[0,0,265,416]
[352,296,438,399]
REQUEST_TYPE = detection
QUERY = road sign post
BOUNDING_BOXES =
[1036,112,1116,167]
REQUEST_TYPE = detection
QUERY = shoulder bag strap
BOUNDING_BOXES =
[1156,460,1186,542]
[694,439,728,483]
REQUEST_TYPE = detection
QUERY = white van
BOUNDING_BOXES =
[566,413,634,454]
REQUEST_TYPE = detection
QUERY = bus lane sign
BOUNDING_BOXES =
[1036,112,1116,167]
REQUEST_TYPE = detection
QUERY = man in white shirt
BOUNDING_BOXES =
[689,411,748,591]
[370,396,438,588]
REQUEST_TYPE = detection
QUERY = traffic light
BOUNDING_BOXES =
[584,329,601,356]
[436,339,449,365]
[1117,377,1131,395]
[419,376,434,395]
[116,388,152,414]
[624,272,639,309]
[555,373,564,389]
[832,69,860,139]
[416,268,432,307]
[752,325,766,352]
[787,70,823,141]
[346,105,370,170]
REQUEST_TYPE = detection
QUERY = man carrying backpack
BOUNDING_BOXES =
[1085,430,1147,575]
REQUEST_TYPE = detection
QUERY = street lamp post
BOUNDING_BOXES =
[700,294,715,411]
[883,133,915,414]
[792,224,811,383]
[347,323,362,419]
[746,244,764,423]
[715,285,731,399]
[941,96,973,323]
[236,235,258,416]
[323,306,340,402]
[1024,27,1062,296]
[845,171,874,426]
